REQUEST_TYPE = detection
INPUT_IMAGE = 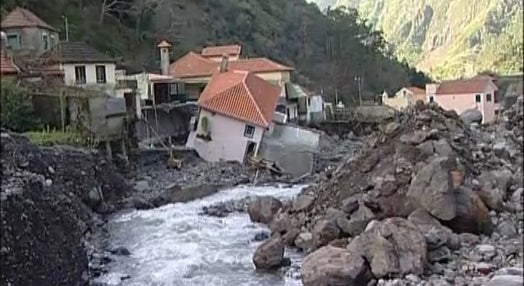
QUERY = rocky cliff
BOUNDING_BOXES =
[0,130,128,285]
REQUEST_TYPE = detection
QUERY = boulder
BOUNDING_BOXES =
[295,232,314,253]
[252,236,285,270]
[269,212,292,234]
[486,275,523,286]
[341,196,360,214]
[477,171,505,211]
[346,218,427,278]
[312,219,340,248]
[282,228,300,246]
[408,208,459,251]
[432,139,453,157]
[407,156,456,221]
[477,187,504,211]
[293,194,315,212]
[460,109,483,125]
[442,186,492,235]
[302,245,373,286]
[337,204,376,237]
[248,196,283,224]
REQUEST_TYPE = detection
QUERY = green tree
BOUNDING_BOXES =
[1,81,39,132]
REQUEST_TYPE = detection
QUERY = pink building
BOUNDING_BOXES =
[426,77,498,123]
[190,66,281,163]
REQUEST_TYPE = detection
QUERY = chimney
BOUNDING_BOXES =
[157,40,172,75]
[219,54,229,73]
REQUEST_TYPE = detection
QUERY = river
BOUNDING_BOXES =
[95,184,306,286]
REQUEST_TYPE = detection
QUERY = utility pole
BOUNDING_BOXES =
[354,76,362,106]
[62,15,69,42]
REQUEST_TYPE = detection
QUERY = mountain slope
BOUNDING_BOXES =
[1,0,429,104]
[314,0,523,80]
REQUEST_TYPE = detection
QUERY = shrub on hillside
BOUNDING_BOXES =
[1,80,40,132]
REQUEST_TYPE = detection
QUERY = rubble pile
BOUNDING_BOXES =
[0,130,128,285]
[248,99,523,286]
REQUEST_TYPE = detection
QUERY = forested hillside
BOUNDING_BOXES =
[1,0,429,105]
[312,0,523,80]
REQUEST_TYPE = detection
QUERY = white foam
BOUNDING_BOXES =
[95,185,306,286]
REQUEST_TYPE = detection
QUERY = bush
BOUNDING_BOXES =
[0,80,40,132]
[24,127,93,147]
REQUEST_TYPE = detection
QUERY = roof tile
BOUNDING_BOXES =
[1,7,57,31]
[436,78,496,95]
[198,70,281,127]
[0,50,19,74]
[201,45,241,57]
[41,42,115,64]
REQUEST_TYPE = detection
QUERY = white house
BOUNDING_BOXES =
[188,66,281,163]
[43,42,117,94]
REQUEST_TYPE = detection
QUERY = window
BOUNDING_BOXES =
[42,33,49,50]
[75,66,86,84]
[475,94,481,103]
[486,93,492,102]
[494,92,499,103]
[95,65,107,83]
[429,96,434,103]
[244,124,255,138]
[50,35,56,48]
[6,33,20,50]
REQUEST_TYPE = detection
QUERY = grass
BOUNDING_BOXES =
[24,127,94,147]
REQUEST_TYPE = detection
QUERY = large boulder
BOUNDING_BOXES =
[295,232,314,253]
[407,156,456,221]
[460,109,483,125]
[477,171,505,211]
[293,194,315,212]
[442,186,492,235]
[312,219,340,248]
[346,218,427,278]
[336,204,376,237]
[253,236,285,270]
[408,208,459,251]
[248,196,283,224]
[302,245,373,286]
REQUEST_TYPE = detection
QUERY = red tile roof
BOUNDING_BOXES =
[1,7,57,31]
[170,52,293,79]
[0,50,19,75]
[406,86,425,95]
[436,78,496,95]
[198,70,282,127]
[201,45,241,57]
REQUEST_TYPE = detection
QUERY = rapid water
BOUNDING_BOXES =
[96,185,307,286]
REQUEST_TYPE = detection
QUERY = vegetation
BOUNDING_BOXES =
[2,0,430,106]
[24,127,92,147]
[314,0,523,80]
[0,80,40,132]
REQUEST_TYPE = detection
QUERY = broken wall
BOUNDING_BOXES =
[258,124,320,178]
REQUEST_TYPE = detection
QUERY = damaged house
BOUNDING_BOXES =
[187,60,281,163]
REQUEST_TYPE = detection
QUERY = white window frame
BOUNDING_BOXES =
[6,33,20,50]
[75,66,87,84]
[95,65,107,83]
[42,32,49,51]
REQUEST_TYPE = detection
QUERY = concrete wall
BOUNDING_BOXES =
[383,88,426,111]
[259,124,320,178]
[4,26,58,56]
[135,107,191,144]
[256,71,291,86]
[192,109,264,162]
[429,83,497,123]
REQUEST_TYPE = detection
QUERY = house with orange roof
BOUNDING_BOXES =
[169,45,293,100]
[1,7,59,56]
[382,86,427,111]
[0,47,20,79]
[188,63,282,163]
[426,77,498,123]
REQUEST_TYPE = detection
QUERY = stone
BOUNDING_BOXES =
[301,245,373,286]
[443,186,492,235]
[408,208,457,250]
[400,130,430,145]
[110,246,131,256]
[459,233,480,245]
[269,213,292,234]
[365,220,380,232]
[407,156,456,221]
[253,236,285,270]
[346,218,427,278]
[337,204,376,237]
[312,219,340,248]
[293,194,315,212]
[282,228,300,246]
[341,196,360,214]
[492,169,512,193]
[384,122,400,135]
[433,139,453,157]
[486,275,524,286]
[428,246,451,263]
[493,142,509,159]
[253,231,270,242]
[325,208,346,220]
[497,220,518,238]
[511,187,523,203]
[87,186,103,208]
[474,244,496,261]
[430,262,444,274]
[477,187,504,211]
[248,196,283,224]
[295,232,314,253]
[134,180,150,192]
[460,109,483,125]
